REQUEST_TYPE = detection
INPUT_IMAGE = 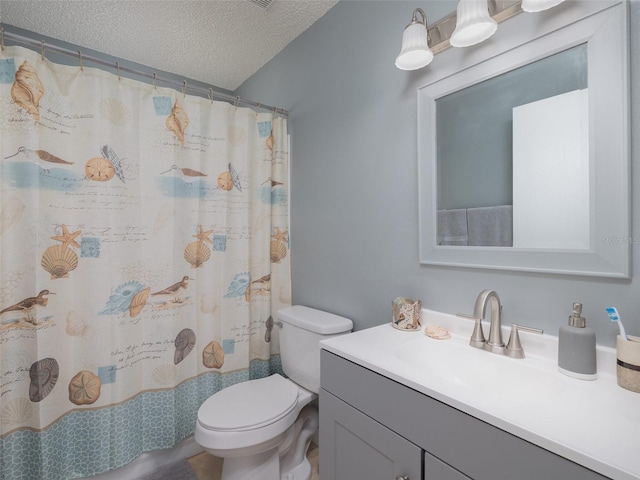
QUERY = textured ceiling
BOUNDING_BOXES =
[0,0,338,91]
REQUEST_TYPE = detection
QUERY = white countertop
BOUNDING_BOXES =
[320,309,640,480]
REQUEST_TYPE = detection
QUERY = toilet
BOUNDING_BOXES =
[194,305,353,480]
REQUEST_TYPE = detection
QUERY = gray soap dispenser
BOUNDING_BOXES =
[558,303,597,380]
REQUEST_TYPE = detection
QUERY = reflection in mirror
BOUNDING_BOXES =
[436,44,587,248]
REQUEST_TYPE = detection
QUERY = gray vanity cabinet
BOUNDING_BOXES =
[320,390,423,480]
[320,350,609,480]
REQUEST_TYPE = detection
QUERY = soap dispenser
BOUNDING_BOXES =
[558,303,597,380]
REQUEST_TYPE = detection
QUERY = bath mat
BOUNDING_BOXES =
[140,459,198,480]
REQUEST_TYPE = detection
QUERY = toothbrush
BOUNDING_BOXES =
[605,307,628,340]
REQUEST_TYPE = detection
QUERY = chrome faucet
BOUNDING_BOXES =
[459,289,543,359]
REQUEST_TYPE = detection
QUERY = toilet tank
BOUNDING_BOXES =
[277,305,352,393]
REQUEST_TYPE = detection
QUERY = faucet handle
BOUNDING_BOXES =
[456,313,486,349]
[505,323,544,359]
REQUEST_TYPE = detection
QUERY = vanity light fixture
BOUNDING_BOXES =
[395,8,434,71]
[450,0,497,48]
[521,0,566,13]
[395,0,568,71]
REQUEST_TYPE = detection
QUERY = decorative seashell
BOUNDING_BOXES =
[270,240,287,263]
[266,132,274,151]
[29,358,59,402]
[199,293,218,314]
[224,272,250,298]
[68,370,102,405]
[184,241,211,268]
[251,274,271,296]
[265,316,274,343]
[11,61,45,121]
[41,244,79,279]
[85,157,115,182]
[152,364,177,385]
[65,310,88,337]
[0,397,33,425]
[165,100,189,145]
[228,163,242,191]
[217,171,233,191]
[424,324,451,340]
[100,145,125,184]
[202,340,224,369]
[129,287,150,318]
[99,98,131,126]
[227,125,247,146]
[0,196,25,235]
[99,280,145,315]
[174,328,196,364]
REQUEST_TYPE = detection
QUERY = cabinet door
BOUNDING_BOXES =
[424,451,471,480]
[320,389,422,480]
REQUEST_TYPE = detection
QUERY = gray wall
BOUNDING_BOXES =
[237,0,639,348]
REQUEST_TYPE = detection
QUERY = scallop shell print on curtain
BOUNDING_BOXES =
[0,45,291,480]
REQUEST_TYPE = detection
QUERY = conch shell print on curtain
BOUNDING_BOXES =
[165,99,189,145]
[11,60,45,121]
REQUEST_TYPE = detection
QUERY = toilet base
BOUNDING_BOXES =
[221,448,280,480]
[216,405,318,480]
[280,458,312,480]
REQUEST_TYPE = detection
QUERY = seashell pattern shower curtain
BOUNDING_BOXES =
[0,45,291,480]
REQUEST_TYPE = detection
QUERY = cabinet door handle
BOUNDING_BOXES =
[395,476,409,480]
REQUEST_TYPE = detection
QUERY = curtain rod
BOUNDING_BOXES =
[0,28,289,117]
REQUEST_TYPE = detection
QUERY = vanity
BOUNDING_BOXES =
[319,310,639,480]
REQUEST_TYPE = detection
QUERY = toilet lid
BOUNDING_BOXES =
[197,374,299,431]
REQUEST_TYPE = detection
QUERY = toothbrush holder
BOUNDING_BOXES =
[616,335,640,393]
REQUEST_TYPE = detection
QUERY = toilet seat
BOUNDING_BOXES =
[197,374,299,432]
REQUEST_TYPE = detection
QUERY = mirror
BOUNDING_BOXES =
[436,44,587,248]
[418,1,629,277]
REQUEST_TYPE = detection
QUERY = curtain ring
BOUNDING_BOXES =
[1,28,5,52]
[208,88,214,104]
[41,40,46,60]
[182,80,187,97]
[78,50,83,71]
[234,96,240,108]
[116,61,121,81]
[152,72,157,90]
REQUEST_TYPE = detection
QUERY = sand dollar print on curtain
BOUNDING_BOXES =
[0,45,291,480]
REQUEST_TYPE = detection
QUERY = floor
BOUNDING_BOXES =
[187,443,319,480]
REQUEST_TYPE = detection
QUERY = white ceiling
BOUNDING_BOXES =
[0,0,339,91]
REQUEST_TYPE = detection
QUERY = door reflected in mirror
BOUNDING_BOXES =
[436,44,588,248]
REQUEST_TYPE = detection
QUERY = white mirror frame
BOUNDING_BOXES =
[418,0,630,278]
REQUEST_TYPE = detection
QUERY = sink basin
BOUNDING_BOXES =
[394,335,567,403]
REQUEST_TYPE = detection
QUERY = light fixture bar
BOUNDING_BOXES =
[428,0,522,55]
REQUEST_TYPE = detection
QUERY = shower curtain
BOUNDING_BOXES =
[0,45,291,480]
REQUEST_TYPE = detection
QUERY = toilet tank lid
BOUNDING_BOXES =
[277,305,353,334]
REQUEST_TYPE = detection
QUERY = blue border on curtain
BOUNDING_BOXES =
[1,357,282,480]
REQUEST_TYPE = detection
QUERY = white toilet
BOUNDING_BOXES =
[194,305,353,480]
